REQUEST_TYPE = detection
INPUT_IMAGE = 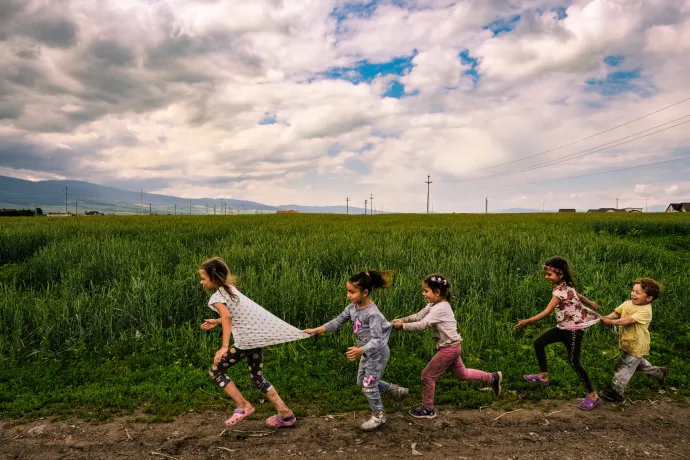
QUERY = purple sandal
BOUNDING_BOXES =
[577,397,601,411]
[524,374,550,386]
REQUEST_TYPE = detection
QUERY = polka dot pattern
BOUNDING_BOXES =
[208,287,310,349]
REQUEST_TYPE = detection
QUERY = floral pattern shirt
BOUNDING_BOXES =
[553,283,600,330]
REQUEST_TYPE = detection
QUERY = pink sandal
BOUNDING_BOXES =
[265,414,297,428]
[224,407,255,426]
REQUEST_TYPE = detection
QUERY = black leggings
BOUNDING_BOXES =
[209,346,273,393]
[534,327,594,393]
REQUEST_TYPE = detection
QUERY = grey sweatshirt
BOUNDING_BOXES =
[400,301,462,348]
[324,302,391,355]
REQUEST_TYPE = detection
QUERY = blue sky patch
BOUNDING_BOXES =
[356,142,375,153]
[554,6,568,20]
[483,15,521,36]
[328,143,342,158]
[258,112,277,125]
[604,55,625,67]
[460,50,480,84]
[323,52,416,84]
[585,69,655,97]
[330,1,377,23]
[344,157,371,175]
[383,80,405,98]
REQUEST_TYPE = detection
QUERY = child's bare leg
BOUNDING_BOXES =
[265,387,294,419]
[222,382,253,410]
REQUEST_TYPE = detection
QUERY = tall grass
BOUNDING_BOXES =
[0,213,688,418]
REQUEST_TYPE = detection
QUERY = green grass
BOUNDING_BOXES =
[1,213,689,420]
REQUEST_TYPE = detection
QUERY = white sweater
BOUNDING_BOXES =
[400,301,462,348]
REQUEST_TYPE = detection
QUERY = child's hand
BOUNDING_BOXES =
[589,301,600,312]
[201,319,220,330]
[345,346,364,361]
[601,317,614,326]
[213,347,228,365]
[514,319,530,330]
[303,328,321,336]
[392,320,404,330]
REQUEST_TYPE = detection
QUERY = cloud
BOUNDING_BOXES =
[0,0,688,212]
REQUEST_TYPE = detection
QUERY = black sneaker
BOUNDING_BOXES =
[658,367,668,386]
[492,371,503,396]
[601,389,623,402]
[408,405,437,419]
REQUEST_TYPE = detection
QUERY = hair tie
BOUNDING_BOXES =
[543,265,563,274]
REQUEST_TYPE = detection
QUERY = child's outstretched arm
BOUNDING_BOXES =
[601,311,638,326]
[304,306,351,336]
[514,296,559,330]
[212,303,233,365]
[577,293,600,311]
[392,305,431,330]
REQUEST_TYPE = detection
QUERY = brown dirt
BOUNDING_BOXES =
[1,399,689,460]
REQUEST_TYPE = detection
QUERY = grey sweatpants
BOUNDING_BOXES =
[612,351,664,395]
[357,346,392,412]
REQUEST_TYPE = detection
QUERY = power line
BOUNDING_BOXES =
[438,96,690,176]
[438,117,690,183]
[444,155,690,192]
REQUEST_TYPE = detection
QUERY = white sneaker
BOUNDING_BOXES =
[360,411,386,431]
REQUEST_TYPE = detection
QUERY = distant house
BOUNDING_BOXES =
[666,203,690,212]
[587,208,641,213]
[85,210,104,216]
[558,209,576,213]
[276,210,299,214]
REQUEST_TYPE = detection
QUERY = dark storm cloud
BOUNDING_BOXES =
[88,40,136,67]
[25,18,79,48]
[0,136,83,175]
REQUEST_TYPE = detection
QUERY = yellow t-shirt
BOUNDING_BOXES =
[614,300,653,357]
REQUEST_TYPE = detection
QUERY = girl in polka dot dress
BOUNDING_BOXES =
[199,257,301,428]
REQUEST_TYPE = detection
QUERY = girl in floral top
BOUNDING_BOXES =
[514,257,602,411]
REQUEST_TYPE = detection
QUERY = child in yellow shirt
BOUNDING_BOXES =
[600,278,667,401]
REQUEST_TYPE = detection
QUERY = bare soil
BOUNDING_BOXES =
[2,399,689,460]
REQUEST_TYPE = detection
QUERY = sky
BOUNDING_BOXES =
[1,0,689,212]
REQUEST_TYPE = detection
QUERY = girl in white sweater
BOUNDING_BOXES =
[393,274,502,418]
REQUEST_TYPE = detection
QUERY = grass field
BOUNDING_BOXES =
[1,214,689,421]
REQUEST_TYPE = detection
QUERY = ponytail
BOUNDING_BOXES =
[349,270,392,294]
[200,257,240,303]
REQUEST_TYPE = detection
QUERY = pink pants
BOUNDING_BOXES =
[421,344,492,408]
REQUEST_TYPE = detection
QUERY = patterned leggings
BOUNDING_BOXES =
[209,346,273,393]
[534,327,594,393]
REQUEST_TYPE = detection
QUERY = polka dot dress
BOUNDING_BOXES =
[208,287,310,349]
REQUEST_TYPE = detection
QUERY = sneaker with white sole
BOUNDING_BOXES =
[360,411,386,431]
[492,371,503,396]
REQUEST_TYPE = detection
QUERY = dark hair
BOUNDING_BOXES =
[348,270,392,294]
[200,257,239,303]
[423,274,452,302]
[634,277,662,301]
[543,256,575,287]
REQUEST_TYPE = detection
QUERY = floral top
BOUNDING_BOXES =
[553,283,600,330]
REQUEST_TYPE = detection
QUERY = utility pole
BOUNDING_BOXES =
[149,203,152,215]
[425,175,432,214]
[346,197,350,215]
[140,189,143,215]
[174,204,177,215]
[64,186,68,214]
[645,198,649,212]
[485,197,488,214]
[75,200,78,215]
[214,204,216,215]
[616,198,619,209]
[370,194,374,215]
[189,200,192,215]
[365,199,368,215]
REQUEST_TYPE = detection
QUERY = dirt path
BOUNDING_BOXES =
[2,399,689,460]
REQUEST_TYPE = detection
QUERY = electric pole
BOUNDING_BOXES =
[189,200,192,215]
[140,189,143,215]
[149,203,152,215]
[64,186,68,214]
[75,200,78,215]
[370,194,374,215]
[346,197,350,215]
[645,198,648,212]
[425,175,432,214]
[616,198,619,209]
[174,204,177,215]
[365,199,368,215]
[485,197,488,214]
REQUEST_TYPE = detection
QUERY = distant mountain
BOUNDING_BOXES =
[0,176,367,214]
